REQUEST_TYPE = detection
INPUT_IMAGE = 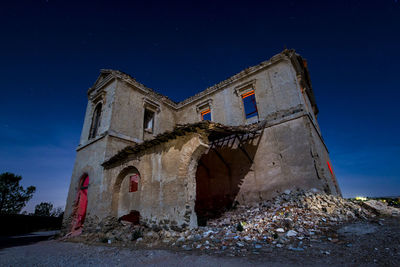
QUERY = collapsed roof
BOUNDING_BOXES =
[102,121,263,169]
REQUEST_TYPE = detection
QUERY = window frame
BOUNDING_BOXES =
[196,99,213,122]
[143,108,155,133]
[88,102,102,140]
[241,89,259,120]
[142,98,160,135]
[200,108,212,121]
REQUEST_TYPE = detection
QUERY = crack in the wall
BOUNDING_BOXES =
[305,118,333,194]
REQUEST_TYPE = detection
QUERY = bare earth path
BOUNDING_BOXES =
[1,219,399,267]
[0,240,276,267]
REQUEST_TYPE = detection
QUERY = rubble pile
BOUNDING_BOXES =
[70,190,400,255]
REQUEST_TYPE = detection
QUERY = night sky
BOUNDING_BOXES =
[1,0,399,212]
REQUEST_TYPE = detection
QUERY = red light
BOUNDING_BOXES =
[327,161,334,175]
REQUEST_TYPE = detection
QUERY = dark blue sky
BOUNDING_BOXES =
[1,0,399,211]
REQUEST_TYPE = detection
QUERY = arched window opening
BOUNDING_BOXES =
[89,103,102,139]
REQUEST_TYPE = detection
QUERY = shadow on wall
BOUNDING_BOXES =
[195,134,261,226]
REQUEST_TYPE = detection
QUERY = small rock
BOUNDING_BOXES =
[244,236,251,241]
[145,231,158,238]
[286,230,297,237]
[288,246,304,251]
[193,234,202,241]
[176,237,185,243]
[203,230,214,238]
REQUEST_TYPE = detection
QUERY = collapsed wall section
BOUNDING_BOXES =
[238,115,332,202]
[100,115,337,229]
[194,115,338,227]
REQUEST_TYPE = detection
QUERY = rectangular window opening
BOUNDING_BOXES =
[143,109,155,133]
[129,174,139,192]
[201,108,211,121]
[242,90,258,119]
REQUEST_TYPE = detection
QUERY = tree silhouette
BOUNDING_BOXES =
[0,172,36,214]
[34,202,53,216]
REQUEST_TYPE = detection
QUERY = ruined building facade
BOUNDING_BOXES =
[64,50,341,231]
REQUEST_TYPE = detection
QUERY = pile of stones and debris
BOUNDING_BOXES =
[67,190,400,256]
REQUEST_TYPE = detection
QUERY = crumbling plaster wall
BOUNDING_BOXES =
[298,80,322,135]
[235,116,334,205]
[110,81,177,142]
[63,136,137,228]
[64,137,107,227]
[175,60,305,126]
[193,115,336,223]
[65,51,339,231]
[101,132,209,228]
[79,80,117,145]
[64,80,117,227]
[64,80,143,228]
[306,118,341,195]
[99,115,336,228]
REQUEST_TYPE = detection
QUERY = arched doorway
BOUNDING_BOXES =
[112,166,141,223]
[71,174,89,231]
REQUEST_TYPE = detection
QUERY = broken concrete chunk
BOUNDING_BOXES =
[362,200,400,217]
[69,190,385,257]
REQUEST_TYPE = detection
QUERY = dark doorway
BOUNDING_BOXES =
[195,134,259,226]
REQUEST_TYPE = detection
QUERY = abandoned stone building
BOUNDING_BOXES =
[64,49,341,232]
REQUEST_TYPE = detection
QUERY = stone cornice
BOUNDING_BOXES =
[87,50,305,111]
[87,73,115,96]
[176,53,289,108]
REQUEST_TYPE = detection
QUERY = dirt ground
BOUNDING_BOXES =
[1,218,399,266]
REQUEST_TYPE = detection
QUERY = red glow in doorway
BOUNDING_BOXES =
[71,174,89,231]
